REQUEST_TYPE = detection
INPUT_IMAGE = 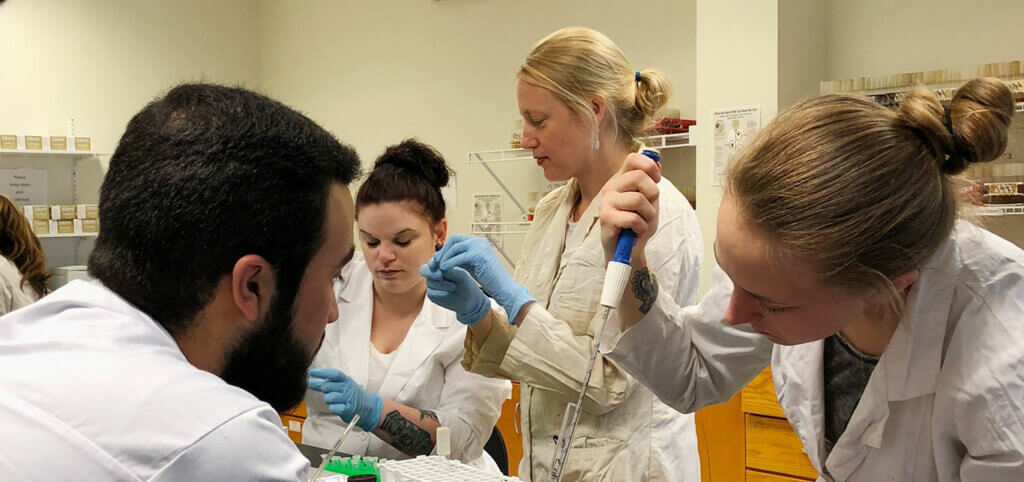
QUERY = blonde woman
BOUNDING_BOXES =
[423,28,702,480]
[0,195,49,314]
[600,78,1024,480]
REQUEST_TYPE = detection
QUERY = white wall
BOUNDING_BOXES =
[694,0,780,292]
[255,0,697,264]
[778,0,826,110]
[0,0,261,266]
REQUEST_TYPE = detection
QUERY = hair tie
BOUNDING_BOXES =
[635,71,642,82]
[943,105,954,135]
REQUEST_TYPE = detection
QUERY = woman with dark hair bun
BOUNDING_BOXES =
[0,195,49,315]
[304,139,511,472]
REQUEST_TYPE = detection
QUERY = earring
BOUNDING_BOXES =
[594,138,600,150]
[435,244,442,252]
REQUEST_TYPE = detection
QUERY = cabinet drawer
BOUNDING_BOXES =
[746,468,815,481]
[745,414,818,480]
[742,368,785,418]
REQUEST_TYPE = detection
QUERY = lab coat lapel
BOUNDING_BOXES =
[825,238,958,479]
[774,341,827,473]
[517,180,575,307]
[376,302,452,402]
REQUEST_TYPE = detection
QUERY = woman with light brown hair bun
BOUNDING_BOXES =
[600,77,1023,480]
[0,195,49,315]
[423,27,703,480]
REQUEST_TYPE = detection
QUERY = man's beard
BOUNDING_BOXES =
[220,292,321,412]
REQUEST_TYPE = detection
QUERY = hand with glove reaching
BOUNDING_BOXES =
[427,234,535,324]
[419,262,491,325]
[308,367,383,432]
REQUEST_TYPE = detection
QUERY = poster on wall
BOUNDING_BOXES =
[0,169,48,205]
[473,193,503,250]
[712,105,760,187]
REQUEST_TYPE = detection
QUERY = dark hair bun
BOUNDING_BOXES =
[375,139,451,189]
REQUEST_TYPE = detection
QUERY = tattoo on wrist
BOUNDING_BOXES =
[419,410,440,424]
[377,410,435,456]
[631,267,658,314]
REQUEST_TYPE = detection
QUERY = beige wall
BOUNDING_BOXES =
[255,0,698,264]
[826,0,1023,80]
[0,0,260,266]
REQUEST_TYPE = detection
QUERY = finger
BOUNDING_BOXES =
[423,278,456,292]
[308,367,347,382]
[435,236,472,266]
[620,152,661,183]
[438,249,488,272]
[316,381,353,394]
[607,170,660,203]
[426,287,454,301]
[607,192,657,224]
[328,404,353,419]
[602,210,651,237]
[307,377,326,391]
[324,392,352,404]
[420,263,442,280]
[442,266,478,286]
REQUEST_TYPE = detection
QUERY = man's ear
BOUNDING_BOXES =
[232,255,275,323]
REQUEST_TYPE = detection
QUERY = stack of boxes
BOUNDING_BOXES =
[21,203,99,236]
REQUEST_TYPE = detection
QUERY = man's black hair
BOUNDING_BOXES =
[88,83,360,333]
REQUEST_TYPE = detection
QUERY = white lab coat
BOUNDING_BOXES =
[0,256,39,315]
[463,173,703,481]
[303,253,512,470]
[0,280,309,481]
[606,220,1024,481]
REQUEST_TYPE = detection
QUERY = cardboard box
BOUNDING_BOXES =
[0,135,17,150]
[56,220,75,234]
[31,219,51,235]
[22,205,50,221]
[50,205,78,220]
[49,136,67,150]
[76,204,99,219]
[73,137,91,151]
[24,136,43,150]
[74,219,99,233]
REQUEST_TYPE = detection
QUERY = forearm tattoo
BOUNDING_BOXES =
[419,410,440,424]
[631,267,658,314]
[377,410,435,456]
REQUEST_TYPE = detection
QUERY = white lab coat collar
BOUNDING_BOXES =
[330,256,457,401]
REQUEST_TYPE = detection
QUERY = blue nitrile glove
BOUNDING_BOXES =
[420,262,491,325]
[307,368,383,432]
[431,234,535,324]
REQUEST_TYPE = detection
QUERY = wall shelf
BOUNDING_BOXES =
[0,150,108,161]
[467,132,695,165]
[38,233,99,239]
[973,205,1024,217]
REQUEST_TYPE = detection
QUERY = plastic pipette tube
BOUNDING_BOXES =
[312,414,360,482]
[549,149,660,481]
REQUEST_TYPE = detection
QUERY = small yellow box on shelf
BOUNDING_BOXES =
[22,205,50,221]
[51,205,78,221]
[74,219,99,233]
[56,220,75,234]
[31,220,51,235]
[24,136,43,150]
[76,204,99,219]
[73,137,91,151]
[1,135,18,149]
[49,136,68,150]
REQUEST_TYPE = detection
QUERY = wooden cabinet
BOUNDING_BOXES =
[495,382,524,477]
[696,367,819,482]
[741,368,817,481]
